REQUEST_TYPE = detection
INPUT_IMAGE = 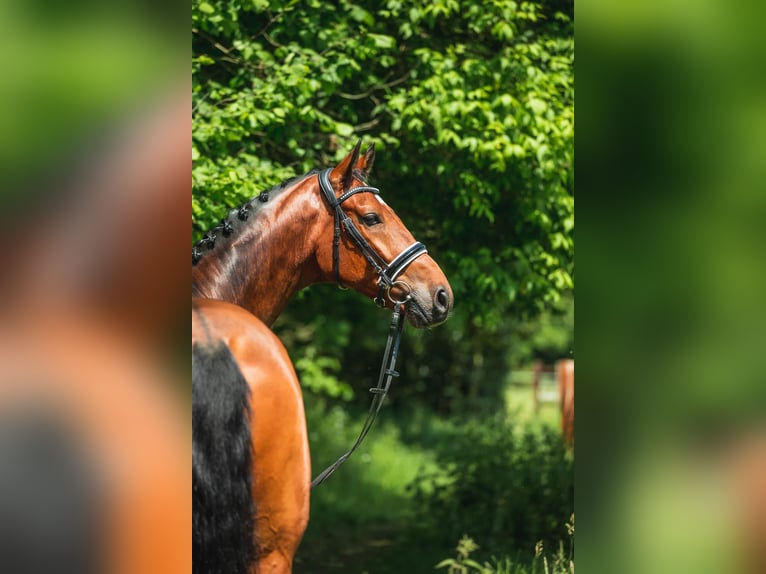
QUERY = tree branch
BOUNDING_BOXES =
[192,28,241,62]
[337,70,413,100]
[354,118,381,132]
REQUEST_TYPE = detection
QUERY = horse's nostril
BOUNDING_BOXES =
[434,287,450,315]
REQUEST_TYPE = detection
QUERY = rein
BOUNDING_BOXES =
[311,298,408,489]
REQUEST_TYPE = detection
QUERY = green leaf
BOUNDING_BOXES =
[198,1,214,14]
[368,34,395,49]
[336,123,354,137]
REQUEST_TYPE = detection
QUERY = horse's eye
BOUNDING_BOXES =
[362,213,382,227]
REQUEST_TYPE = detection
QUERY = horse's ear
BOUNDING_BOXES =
[356,143,375,180]
[330,139,362,190]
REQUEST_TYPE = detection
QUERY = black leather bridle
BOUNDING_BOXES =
[318,168,428,306]
[311,168,430,488]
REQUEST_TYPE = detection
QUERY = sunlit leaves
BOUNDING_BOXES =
[193,0,573,325]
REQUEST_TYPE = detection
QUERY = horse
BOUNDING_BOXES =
[192,141,453,574]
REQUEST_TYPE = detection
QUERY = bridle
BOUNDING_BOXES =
[311,168,428,488]
[318,168,427,307]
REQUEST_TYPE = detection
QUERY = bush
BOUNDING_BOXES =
[409,414,573,554]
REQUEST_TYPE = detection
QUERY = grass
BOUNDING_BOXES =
[307,407,439,525]
[295,401,451,573]
[504,383,562,431]
[294,383,568,573]
[436,530,574,574]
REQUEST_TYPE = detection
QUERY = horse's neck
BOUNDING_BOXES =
[192,184,323,325]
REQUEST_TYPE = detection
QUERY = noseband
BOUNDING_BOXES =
[318,169,427,306]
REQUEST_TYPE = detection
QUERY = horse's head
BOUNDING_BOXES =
[316,141,453,328]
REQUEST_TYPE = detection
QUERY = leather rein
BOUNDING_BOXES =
[311,169,427,488]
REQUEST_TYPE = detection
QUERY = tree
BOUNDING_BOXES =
[192,0,574,408]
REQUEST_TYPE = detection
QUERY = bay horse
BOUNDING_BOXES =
[192,141,453,574]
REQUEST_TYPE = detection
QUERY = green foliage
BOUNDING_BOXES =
[277,304,356,400]
[192,0,574,324]
[409,414,573,554]
[298,391,571,573]
[436,535,491,574]
[294,347,352,400]
[508,293,574,368]
[304,398,439,528]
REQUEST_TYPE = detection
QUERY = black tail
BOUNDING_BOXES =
[193,342,254,574]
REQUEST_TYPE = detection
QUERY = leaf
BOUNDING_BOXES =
[349,5,375,26]
[198,1,214,14]
[368,34,396,49]
[336,123,354,137]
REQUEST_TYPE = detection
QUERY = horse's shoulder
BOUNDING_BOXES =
[193,298,268,337]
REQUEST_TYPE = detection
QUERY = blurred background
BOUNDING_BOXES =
[193,1,574,572]
[578,0,766,572]
[0,1,189,573]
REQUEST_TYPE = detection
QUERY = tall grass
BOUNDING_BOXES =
[436,514,574,574]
